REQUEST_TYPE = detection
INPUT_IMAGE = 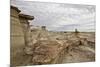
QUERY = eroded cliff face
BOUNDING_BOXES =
[10,6,25,65]
[11,6,95,66]
[10,6,34,66]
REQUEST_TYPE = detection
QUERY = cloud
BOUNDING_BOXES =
[11,0,95,32]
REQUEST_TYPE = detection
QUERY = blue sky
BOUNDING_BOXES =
[11,0,95,32]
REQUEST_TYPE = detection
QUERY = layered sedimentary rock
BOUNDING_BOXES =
[10,6,25,65]
[28,29,69,64]
[11,6,34,66]
[10,5,95,66]
[31,40,67,64]
[19,14,34,46]
[19,14,34,55]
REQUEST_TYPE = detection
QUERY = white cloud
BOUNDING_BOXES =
[11,0,95,32]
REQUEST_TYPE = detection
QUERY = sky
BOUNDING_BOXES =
[11,0,96,32]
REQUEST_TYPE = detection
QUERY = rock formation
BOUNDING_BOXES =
[11,5,34,66]
[10,5,95,66]
[11,6,25,65]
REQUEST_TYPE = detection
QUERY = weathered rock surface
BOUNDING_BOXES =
[11,6,95,66]
[23,32,95,65]
[31,40,67,64]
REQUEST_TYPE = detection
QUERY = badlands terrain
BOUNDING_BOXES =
[23,29,95,65]
[11,29,95,66]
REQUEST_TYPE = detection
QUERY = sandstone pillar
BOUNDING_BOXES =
[19,14,34,46]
